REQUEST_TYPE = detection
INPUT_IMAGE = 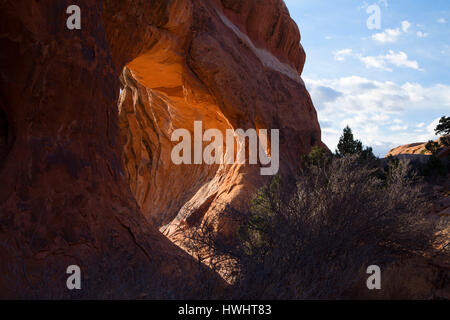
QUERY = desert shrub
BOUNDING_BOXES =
[439,135,450,147]
[416,139,448,179]
[182,156,436,299]
[381,155,425,183]
[412,139,449,180]
[302,146,332,167]
[421,155,448,179]
[425,140,440,154]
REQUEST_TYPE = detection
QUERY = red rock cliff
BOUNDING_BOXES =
[103,0,322,237]
[0,0,322,298]
[0,0,223,298]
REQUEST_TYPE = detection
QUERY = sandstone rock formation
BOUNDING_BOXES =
[0,0,321,298]
[0,0,214,298]
[107,0,322,238]
[386,136,450,159]
[387,142,430,157]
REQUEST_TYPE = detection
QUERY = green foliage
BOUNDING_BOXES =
[240,175,282,256]
[439,135,450,147]
[336,126,362,156]
[425,140,440,155]
[251,174,282,214]
[232,156,433,298]
[435,116,450,136]
[182,156,441,299]
[422,155,447,178]
[302,146,331,167]
[420,138,448,179]
[335,126,376,160]
[360,145,376,161]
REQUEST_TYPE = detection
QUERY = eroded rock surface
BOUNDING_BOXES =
[106,0,322,238]
[0,0,322,298]
[0,0,224,298]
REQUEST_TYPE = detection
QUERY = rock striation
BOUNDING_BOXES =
[0,0,322,298]
[106,0,322,238]
[0,0,222,298]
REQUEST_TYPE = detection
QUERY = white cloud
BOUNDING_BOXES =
[372,20,415,44]
[416,123,426,128]
[335,49,421,72]
[383,51,420,70]
[417,31,429,38]
[390,125,408,131]
[425,118,441,138]
[359,54,393,71]
[304,76,450,156]
[438,18,446,24]
[372,28,401,43]
[401,20,411,32]
[334,49,353,61]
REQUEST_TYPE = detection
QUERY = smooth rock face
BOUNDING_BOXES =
[107,0,322,237]
[0,0,321,298]
[386,137,450,160]
[386,143,429,157]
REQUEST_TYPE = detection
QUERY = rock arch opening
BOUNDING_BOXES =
[103,0,323,242]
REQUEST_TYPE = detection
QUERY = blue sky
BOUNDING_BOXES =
[285,0,450,156]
